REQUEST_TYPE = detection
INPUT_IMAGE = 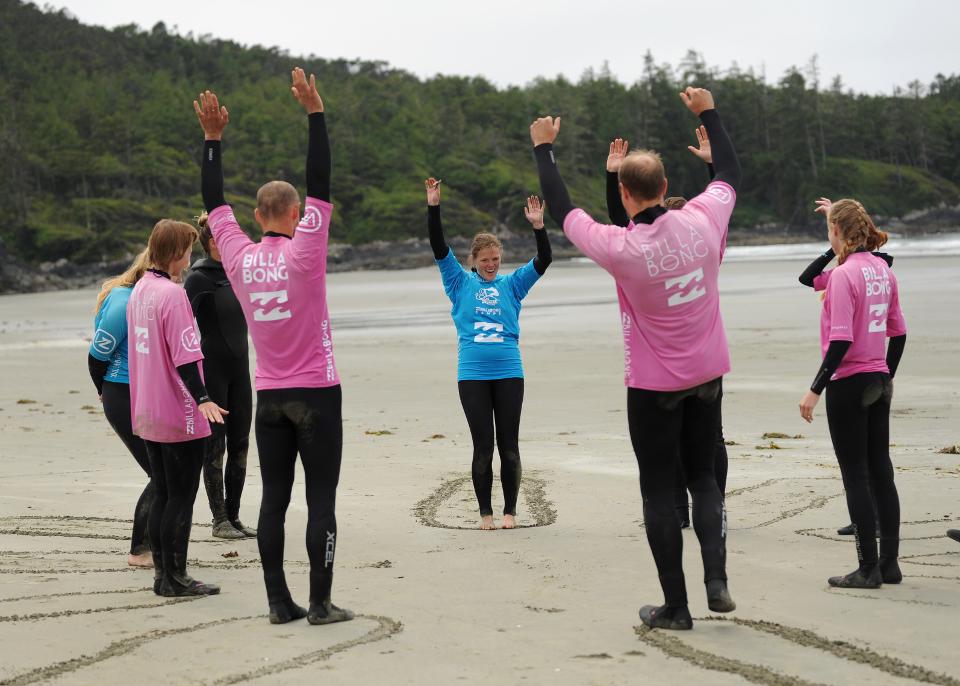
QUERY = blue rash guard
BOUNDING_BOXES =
[89,286,132,385]
[436,251,542,381]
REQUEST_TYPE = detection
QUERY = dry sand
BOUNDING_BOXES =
[0,254,958,685]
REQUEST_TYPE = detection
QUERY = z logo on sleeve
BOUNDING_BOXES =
[180,327,202,353]
[297,206,323,234]
[705,184,733,204]
[92,328,117,355]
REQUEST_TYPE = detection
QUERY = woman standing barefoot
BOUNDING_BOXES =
[425,178,551,530]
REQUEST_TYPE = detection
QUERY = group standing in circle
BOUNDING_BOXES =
[80,68,919,632]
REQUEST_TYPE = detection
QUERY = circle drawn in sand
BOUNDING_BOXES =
[900,551,960,580]
[0,549,308,575]
[413,473,557,530]
[1,614,402,686]
[0,515,221,543]
[796,518,960,544]
[635,616,960,686]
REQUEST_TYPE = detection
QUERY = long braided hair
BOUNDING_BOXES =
[829,199,888,264]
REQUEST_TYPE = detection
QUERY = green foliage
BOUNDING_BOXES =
[1,1,959,264]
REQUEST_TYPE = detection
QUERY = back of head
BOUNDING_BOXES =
[618,150,666,202]
[829,199,888,264]
[664,196,687,210]
[256,181,300,221]
[147,219,198,271]
[196,211,212,255]
[94,248,151,313]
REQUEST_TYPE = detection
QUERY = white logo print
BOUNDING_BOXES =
[180,327,201,353]
[475,287,500,306]
[324,531,336,567]
[473,321,504,343]
[134,326,149,354]
[297,205,323,233]
[250,290,292,321]
[705,184,732,204]
[868,303,888,333]
[92,328,117,356]
[665,267,707,307]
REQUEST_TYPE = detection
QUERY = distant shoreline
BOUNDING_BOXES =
[2,225,958,296]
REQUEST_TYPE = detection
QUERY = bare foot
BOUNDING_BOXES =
[502,515,517,529]
[127,551,154,568]
[480,515,496,530]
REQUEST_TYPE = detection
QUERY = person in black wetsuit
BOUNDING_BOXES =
[531,87,742,630]
[798,199,907,589]
[799,197,894,537]
[425,179,552,530]
[184,216,256,540]
[605,127,729,529]
[88,250,154,568]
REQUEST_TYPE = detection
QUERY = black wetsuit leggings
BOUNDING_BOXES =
[255,386,343,607]
[628,378,727,608]
[202,354,252,524]
[101,381,152,555]
[676,426,728,515]
[145,438,205,587]
[458,378,524,517]
[825,372,900,568]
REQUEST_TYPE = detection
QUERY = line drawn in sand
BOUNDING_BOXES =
[0,549,308,575]
[413,472,557,530]
[796,518,960,544]
[899,551,960,581]
[0,614,402,686]
[0,514,237,544]
[635,616,960,686]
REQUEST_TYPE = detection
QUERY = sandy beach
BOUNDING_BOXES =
[0,252,958,685]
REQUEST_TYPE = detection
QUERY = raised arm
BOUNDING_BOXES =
[530,116,574,228]
[687,125,716,180]
[194,91,230,212]
[680,88,741,191]
[606,138,630,227]
[424,178,448,260]
[523,196,552,275]
[290,67,330,202]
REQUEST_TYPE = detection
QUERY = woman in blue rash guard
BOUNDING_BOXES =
[424,177,552,530]
[87,249,154,568]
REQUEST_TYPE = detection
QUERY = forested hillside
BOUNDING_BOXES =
[2,0,959,264]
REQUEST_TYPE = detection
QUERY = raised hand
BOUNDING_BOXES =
[425,177,442,206]
[530,116,561,147]
[290,67,324,114]
[679,87,715,115]
[687,125,712,163]
[607,138,630,172]
[193,91,230,140]
[199,400,229,425]
[814,197,833,217]
[523,196,545,229]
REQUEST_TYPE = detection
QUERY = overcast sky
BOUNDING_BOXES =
[50,0,955,94]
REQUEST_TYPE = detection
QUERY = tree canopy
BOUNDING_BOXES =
[2,1,958,263]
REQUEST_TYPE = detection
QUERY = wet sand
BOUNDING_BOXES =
[1,255,959,685]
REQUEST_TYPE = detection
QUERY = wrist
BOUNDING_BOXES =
[205,134,222,141]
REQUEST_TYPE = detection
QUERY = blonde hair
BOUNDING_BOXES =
[147,219,198,272]
[256,181,300,220]
[94,248,151,314]
[619,150,666,201]
[468,232,503,269]
[196,211,213,254]
[829,199,888,264]
[664,196,687,210]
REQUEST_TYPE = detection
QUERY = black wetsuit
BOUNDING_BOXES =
[803,249,906,576]
[184,258,252,529]
[428,205,551,517]
[606,159,727,522]
[87,357,152,556]
[535,107,741,613]
[202,112,347,618]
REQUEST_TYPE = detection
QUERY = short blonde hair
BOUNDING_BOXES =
[468,232,502,268]
[256,180,300,220]
[619,150,666,201]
